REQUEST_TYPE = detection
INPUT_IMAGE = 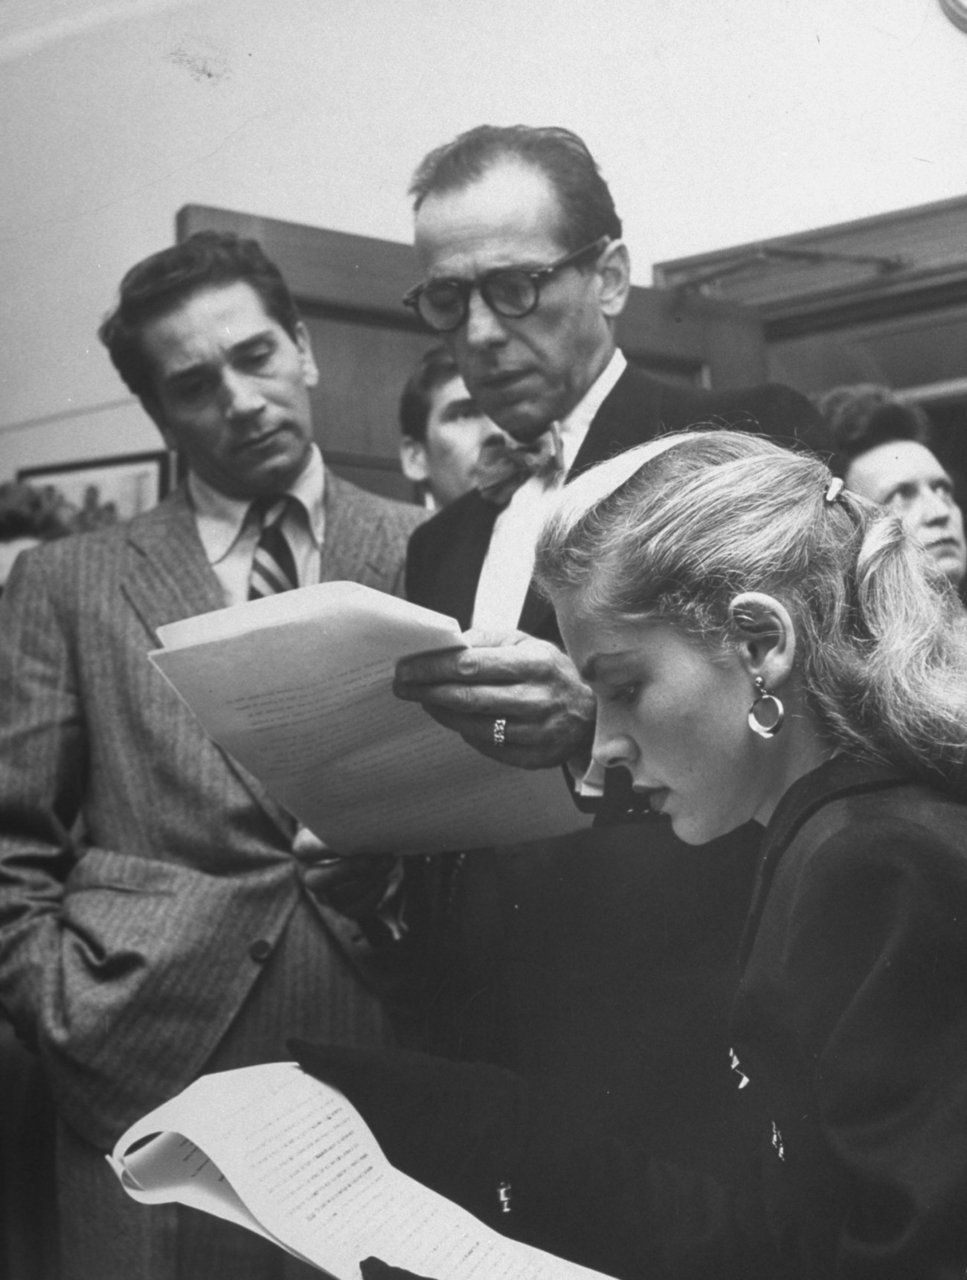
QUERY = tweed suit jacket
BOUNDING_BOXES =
[0,469,425,1151]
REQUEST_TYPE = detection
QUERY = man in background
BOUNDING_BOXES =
[0,230,424,1280]
[390,125,832,1240]
[398,344,503,509]
[820,382,966,591]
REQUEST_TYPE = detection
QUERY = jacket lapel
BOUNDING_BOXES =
[412,492,499,629]
[516,366,664,636]
[445,497,499,630]
[569,364,663,480]
[122,486,296,841]
[319,471,380,583]
[121,487,224,640]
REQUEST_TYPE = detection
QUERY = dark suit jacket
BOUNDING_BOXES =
[402,365,828,1180]
[519,759,967,1279]
[407,363,830,638]
[728,757,967,1278]
[0,471,425,1153]
[307,760,967,1280]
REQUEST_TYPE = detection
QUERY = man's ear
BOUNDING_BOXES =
[596,239,631,320]
[728,592,796,689]
[295,321,320,389]
[399,437,429,485]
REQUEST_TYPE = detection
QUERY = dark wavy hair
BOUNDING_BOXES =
[816,384,935,476]
[98,231,301,414]
[409,125,622,252]
[398,346,462,443]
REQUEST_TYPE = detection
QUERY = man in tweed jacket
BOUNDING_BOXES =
[0,232,425,1279]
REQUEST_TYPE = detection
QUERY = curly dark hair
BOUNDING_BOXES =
[398,346,462,443]
[816,384,934,476]
[98,230,301,414]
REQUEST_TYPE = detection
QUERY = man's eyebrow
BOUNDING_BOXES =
[232,329,276,353]
[437,397,481,422]
[161,330,276,385]
[161,361,208,388]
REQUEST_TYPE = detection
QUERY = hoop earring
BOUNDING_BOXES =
[747,676,784,739]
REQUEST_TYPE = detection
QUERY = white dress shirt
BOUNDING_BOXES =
[187,445,327,607]
[472,349,627,630]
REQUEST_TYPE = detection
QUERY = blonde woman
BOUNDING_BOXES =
[297,429,967,1279]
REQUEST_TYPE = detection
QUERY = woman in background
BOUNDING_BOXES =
[298,429,967,1279]
[816,383,967,594]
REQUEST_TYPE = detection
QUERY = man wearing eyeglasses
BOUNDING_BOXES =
[357,125,834,1240]
[396,124,828,790]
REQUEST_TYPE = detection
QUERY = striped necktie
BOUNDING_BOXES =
[248,496,299,599]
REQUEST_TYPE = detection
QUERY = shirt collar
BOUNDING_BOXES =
[187,444,326,566]
[556,348,626,473]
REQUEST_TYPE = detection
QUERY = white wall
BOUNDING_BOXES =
[2,0,966,477]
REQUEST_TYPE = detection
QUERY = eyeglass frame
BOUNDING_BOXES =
[402,235,612,334]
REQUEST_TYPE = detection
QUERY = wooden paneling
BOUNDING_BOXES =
[300,310,430,502]
[654,194,967,318]
[177,205,421,320]
[768,302,967,394]
[618,285,769,388]
[654,195,967,487]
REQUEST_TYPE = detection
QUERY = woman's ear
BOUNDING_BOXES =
[727,592,796,689]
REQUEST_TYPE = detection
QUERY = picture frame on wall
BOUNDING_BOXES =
[17,450,180,527]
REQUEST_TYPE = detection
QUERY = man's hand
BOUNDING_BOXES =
[361,1257,435,1280]
[393,629,595,771]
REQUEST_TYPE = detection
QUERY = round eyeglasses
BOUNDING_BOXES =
[402,236,610,334]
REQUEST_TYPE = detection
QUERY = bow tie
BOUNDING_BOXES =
[474,425,564,506]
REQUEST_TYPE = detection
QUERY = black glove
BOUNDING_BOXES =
[288,1040,524,1227]
[360,1258,435,1280]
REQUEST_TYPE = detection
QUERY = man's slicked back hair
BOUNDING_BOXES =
[409,124,622,252]
[98,230,302,412]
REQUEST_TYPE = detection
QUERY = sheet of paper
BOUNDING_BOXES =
[150,582,589,855]
[109,1063,612,1280]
